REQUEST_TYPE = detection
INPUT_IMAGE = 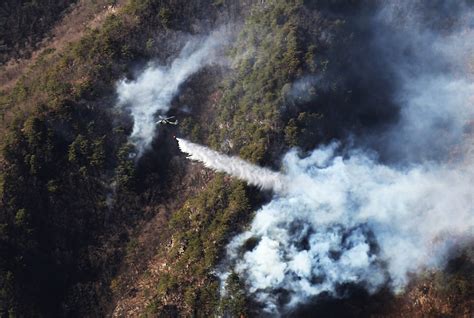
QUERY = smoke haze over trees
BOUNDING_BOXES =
[0,0,473,317]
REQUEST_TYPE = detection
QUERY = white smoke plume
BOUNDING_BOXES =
[116,28,230,155]
[222,147,474,314]
[178,139,473,314]
[209,2,474,315]
[177,138,285,191]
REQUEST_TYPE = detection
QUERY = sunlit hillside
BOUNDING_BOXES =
[1,1,473,317]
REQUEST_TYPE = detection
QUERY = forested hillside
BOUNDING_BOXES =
[1,0,473,317]
[0,0,77,64]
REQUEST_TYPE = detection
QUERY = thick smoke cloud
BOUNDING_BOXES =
[179,139,473,314]
[116,28,229,155]
[209,1,474,315]
[221,147,473,314]
[103,0,471,314]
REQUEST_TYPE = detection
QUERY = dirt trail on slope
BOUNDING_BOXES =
[0,0,124,91]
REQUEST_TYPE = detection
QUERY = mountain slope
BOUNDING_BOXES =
[0,0,472,317]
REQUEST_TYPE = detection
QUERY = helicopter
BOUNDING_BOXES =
[156,115,178,125]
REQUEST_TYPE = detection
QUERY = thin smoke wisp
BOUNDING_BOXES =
[177,138,285,192]
[116,28,229,155]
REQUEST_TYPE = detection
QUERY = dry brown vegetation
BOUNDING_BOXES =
[0,0,472,317]
[0,0,125,92]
